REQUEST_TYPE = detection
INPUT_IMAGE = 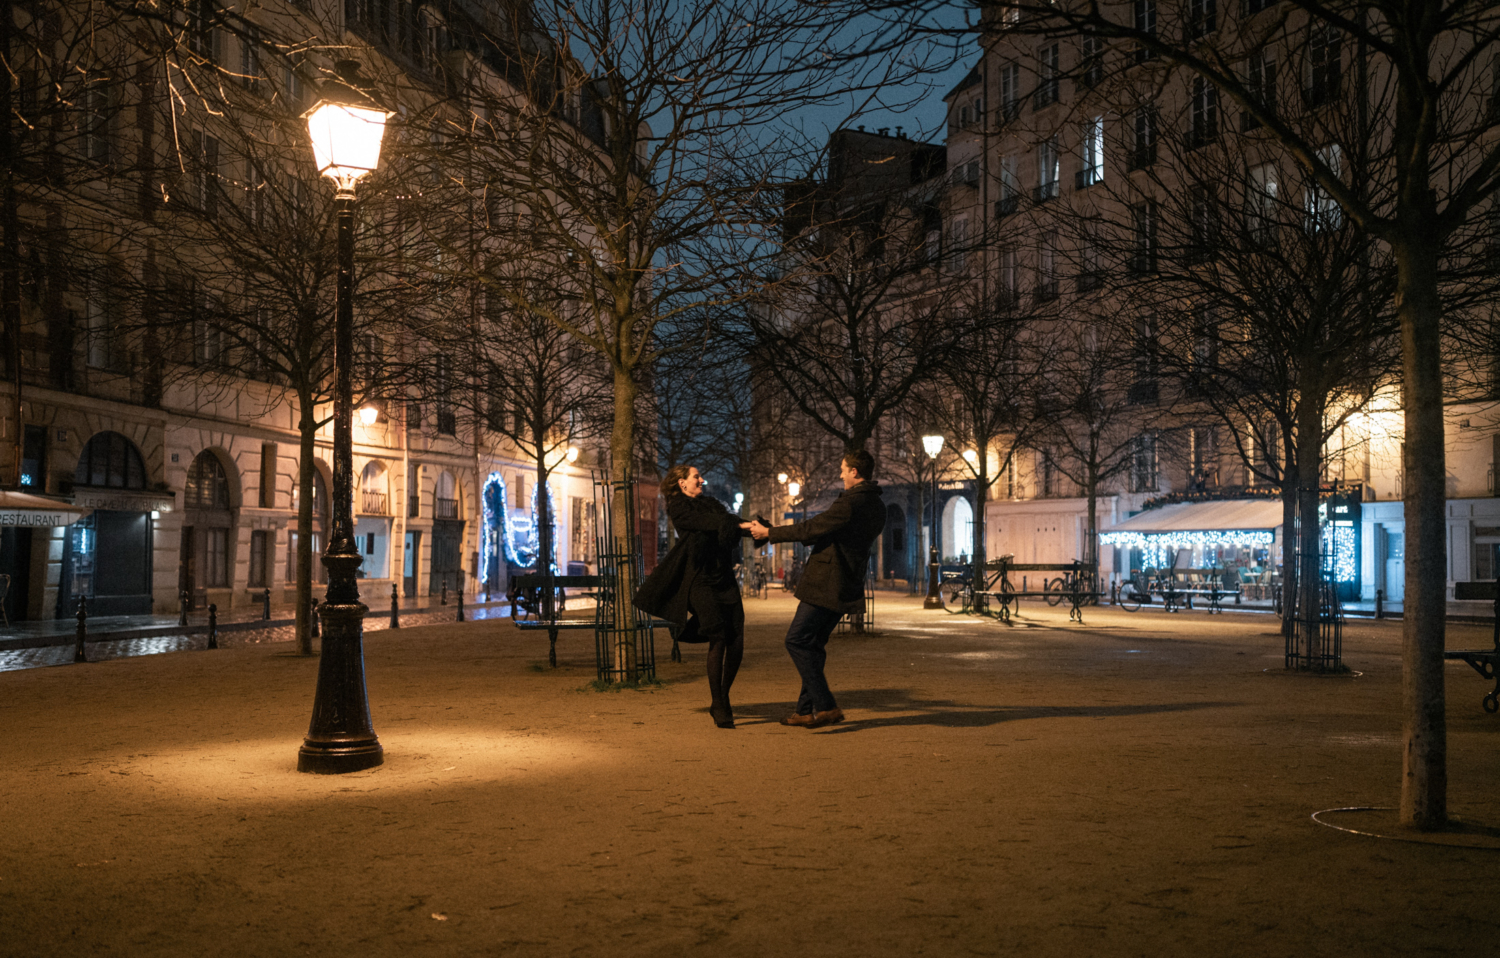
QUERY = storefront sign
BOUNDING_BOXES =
[0,509,81,527]
[72,490,176,513]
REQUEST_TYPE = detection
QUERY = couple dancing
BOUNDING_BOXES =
[634,451,885,730]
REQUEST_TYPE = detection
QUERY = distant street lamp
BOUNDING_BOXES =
[359,403,380,426]
[922,434,945,609]
[297,60,391,774]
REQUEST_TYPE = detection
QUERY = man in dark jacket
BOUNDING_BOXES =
[748,449,884,729]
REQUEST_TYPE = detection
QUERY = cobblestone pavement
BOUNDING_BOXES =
[0,604,516,672]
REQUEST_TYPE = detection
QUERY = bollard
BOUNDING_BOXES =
[310,597,320,639]
[1375,588,1384,620]
[179,589,189,627]
[390,584,400,629]
[207,603,218,650]
[441,582,448,605]
[456,583,465,622]
[262,587,272,620]
[73,596,88,663]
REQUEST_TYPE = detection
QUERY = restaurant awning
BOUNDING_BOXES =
[1106,499,1284,534]
[0,490,90,527]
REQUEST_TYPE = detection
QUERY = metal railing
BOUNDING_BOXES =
[435,497,459,520]
[360,490,387,514]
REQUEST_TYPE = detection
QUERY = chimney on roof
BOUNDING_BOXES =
[878,127,889,136]
[896,126,904,138]
[858,125,865,132]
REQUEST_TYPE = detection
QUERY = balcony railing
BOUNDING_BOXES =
[408,495,420,518]
[360,490,387,515]
[435,497,459,520]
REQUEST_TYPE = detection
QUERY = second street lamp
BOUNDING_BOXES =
[297,61,391,774]
[922,434,944,609]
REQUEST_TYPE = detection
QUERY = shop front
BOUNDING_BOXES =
[0,491,88,623]
[1100,498,1284,597]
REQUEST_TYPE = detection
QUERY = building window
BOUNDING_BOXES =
[949,215,969,271]
[1077,241,1103,293]
[249,530,268,588]
[997,249,1019,307]
[20,424,46,491]
[1188,184,1216,262]
[260,442,277,507]
[1035,44,1060,108]
[82,79,112,165]
[1036,232,1059,302]
[76,431,147,489]
[1000,62,1021,120]
[186,451,231,510]
[1242,50,1276,130]
[1191,306,1219,374]
[1247,163,1279,244]
[995,156,1020,216]
[1079,35,1104,89]
[922,205,942,264]
[1036,137,1059,202]
[239,25,262,91]
[1131,434,1159,492]
[1190,77,1218,149]
[1079,115,1104,187]
[204,527,229,588]
[1305,144,1344,231]
[187,0,221,63]
[1130,201,1158,275]
[1188,0,1216,40]
[1130,106,1158,169]
[1134,0,1157,62]
[1308,23,1342,106]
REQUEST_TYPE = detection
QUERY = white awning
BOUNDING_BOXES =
[1106,498,1283,534]
[0,490,89,527]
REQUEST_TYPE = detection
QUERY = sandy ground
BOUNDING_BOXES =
[1,593,1497,958]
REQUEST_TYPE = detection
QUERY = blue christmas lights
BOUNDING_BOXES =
[478,471,562,586]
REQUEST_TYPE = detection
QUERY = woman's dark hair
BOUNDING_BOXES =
[660,463,695,498]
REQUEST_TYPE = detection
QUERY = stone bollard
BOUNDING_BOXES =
[1375,588,1384,620]
[456,584,465,622]
[262,588,272,620]
[179,590,189,627]
[73,596,88,663]
[390,584,400,629]
[441,582,448,605]
[310,598,320,639]
[207,603,218,650]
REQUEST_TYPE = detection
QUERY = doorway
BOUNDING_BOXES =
[404,530,421,598]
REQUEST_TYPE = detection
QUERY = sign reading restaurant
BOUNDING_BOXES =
[0,509,80,527]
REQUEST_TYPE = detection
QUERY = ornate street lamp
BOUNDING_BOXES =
[922,434,945,609]
[298,61,391,774]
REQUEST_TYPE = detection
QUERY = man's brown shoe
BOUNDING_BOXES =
[780,712,816,727]
[807,708,845,728]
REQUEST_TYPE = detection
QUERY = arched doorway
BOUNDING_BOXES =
[884,503,907,580]
[180,450,235,606]
[355,461,391,580]
[288,466,329,586]
[943,496,974,562]
[62,431,153,616]
[430,470,463,594]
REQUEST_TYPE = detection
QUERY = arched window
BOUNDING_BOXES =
[185,451,231,509]
[287,467,331,585]
[434,470,457,519]
[360,461,389,514]
[75,431,146,489]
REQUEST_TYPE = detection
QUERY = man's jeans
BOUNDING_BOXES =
[785,601,844,714]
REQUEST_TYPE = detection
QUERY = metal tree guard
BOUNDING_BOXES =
[592,471,657,683]
[1286,545,1344,671]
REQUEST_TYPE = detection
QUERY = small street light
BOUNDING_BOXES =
[922,434,945,609]
[359,404,380,426]
[297,60,391,774]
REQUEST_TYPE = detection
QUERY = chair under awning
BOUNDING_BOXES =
[0,490,90,528]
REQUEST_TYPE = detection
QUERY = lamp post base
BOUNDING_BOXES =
[297,598,382,774]
[924,556,943,609]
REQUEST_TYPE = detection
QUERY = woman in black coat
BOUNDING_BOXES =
[634,464,755,728]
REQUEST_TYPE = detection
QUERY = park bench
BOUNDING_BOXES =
[510,574,600,667]
[1166,567,1241,614]
[981,557,1105,624]
[1448,581,1500,713]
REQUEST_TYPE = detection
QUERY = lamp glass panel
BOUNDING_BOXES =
[922,434,945,458]
[306,103,389,180]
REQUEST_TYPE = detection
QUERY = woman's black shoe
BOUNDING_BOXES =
[709,703,735,728]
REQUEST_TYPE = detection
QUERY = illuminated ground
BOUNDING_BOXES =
[1,594,1495,957]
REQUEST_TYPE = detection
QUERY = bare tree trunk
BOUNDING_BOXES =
[1394,235,1448,830]
[1296,398,1323,663]
[1280,445,1298,639]
[295,398,316,656]
[609,364,640,679]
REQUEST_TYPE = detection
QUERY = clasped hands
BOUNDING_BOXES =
[740,520,771,542]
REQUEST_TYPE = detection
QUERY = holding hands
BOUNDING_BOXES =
[746,519,771,540]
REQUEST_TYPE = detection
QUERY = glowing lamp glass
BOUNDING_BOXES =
[963,449,978,464]
[777,472,789,484]
[922,434,945,459]
[787,481,801,498]
[566,447,580,463]
[305,102,390,185]
[359,404,379,425]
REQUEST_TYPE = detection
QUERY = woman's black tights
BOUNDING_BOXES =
[706,631,744,710]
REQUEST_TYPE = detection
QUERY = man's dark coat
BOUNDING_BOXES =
[633,494,746,639]
[768,480,885,613]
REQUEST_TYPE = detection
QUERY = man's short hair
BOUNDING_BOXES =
[844,449,875,480]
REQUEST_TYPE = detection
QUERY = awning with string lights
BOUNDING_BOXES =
[1099,499,1283,552]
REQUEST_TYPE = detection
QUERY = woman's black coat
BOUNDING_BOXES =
[633,494,747,641]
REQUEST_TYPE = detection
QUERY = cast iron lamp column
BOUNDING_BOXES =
[298,61,392,774]
[922,434,944,609]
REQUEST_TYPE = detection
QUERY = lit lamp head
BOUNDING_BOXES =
[359,403,380,426]
[566,447,580,463]
[304,60,392,195]
[963,449,978,465]
[787,481,801,499]
[922,434,945,460]
[777,472,789,485]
